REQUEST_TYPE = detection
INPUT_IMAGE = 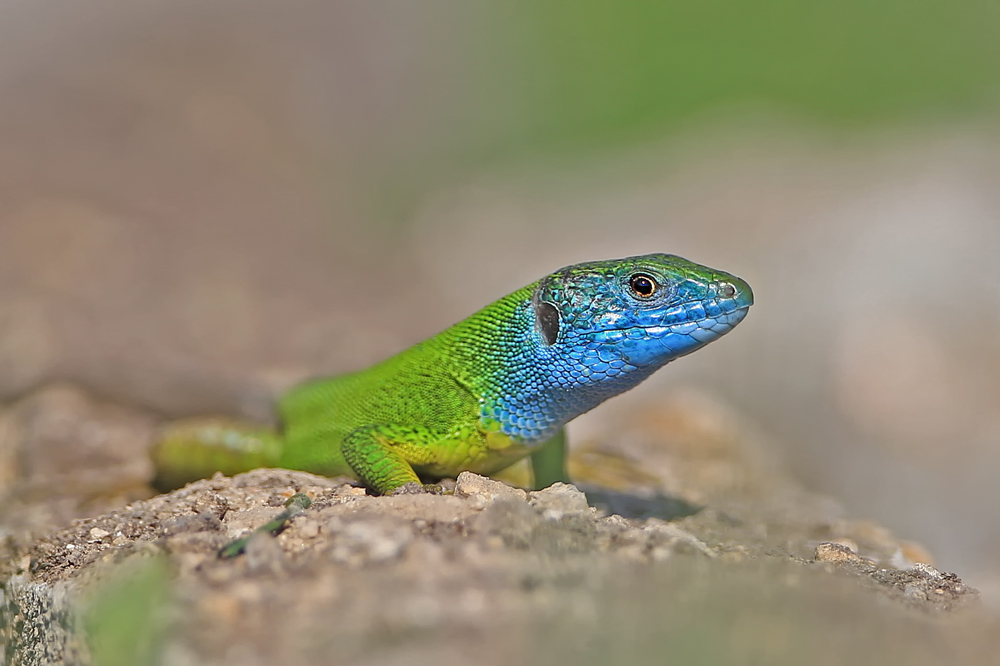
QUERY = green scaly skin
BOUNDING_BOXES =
[153,254,753,495]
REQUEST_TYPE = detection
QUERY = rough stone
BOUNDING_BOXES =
[528,482,592,519]
[0,385,994,666]
[454,471,529,504]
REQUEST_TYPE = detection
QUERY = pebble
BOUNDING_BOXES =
[815,542,864,564]
[454,472,528,503]
[528,482,591,518]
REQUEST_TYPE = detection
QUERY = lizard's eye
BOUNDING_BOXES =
[628,273,658,299]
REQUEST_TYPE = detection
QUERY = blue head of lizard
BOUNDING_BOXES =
[534,253,753,368]
[483,253,753,443]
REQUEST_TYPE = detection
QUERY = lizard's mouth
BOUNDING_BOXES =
[640,302,751,347]
[592,304,748,345]
[559,297,749,376]
[590,290,752,343]
[646,276,752,337]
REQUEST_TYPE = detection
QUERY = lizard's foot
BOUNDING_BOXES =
[388,482,444,496]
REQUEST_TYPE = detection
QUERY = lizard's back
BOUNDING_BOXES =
[276,339,482,476]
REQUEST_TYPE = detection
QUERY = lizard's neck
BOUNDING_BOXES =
[438,288,661,444]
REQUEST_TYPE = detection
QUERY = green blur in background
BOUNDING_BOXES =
[377,0,1000,211]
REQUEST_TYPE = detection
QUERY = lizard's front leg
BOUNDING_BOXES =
[340,424,443,495]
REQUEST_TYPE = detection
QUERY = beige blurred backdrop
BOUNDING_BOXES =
[1,0,1000,600]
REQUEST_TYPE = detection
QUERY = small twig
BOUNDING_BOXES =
[218,492,312,559]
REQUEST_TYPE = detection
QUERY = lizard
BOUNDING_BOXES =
[152,253,753,495]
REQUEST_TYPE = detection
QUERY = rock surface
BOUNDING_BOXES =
[0,384,996,665]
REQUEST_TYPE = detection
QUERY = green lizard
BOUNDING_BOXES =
[153,254,752,495]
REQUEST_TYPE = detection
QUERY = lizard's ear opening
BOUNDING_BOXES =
[534,301,560,345]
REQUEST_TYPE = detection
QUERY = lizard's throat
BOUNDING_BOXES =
[480,359,659,445]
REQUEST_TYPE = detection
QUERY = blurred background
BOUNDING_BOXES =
[1,0,999,601]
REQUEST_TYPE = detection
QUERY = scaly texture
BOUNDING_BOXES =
[154,254,753,494]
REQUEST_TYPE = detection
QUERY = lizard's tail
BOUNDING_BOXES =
[151,417,282,491]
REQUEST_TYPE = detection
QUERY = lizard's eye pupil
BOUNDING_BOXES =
[629,274,657,298]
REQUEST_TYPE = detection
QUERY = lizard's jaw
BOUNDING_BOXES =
[648,302,751,356]
[585,298,751,368]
